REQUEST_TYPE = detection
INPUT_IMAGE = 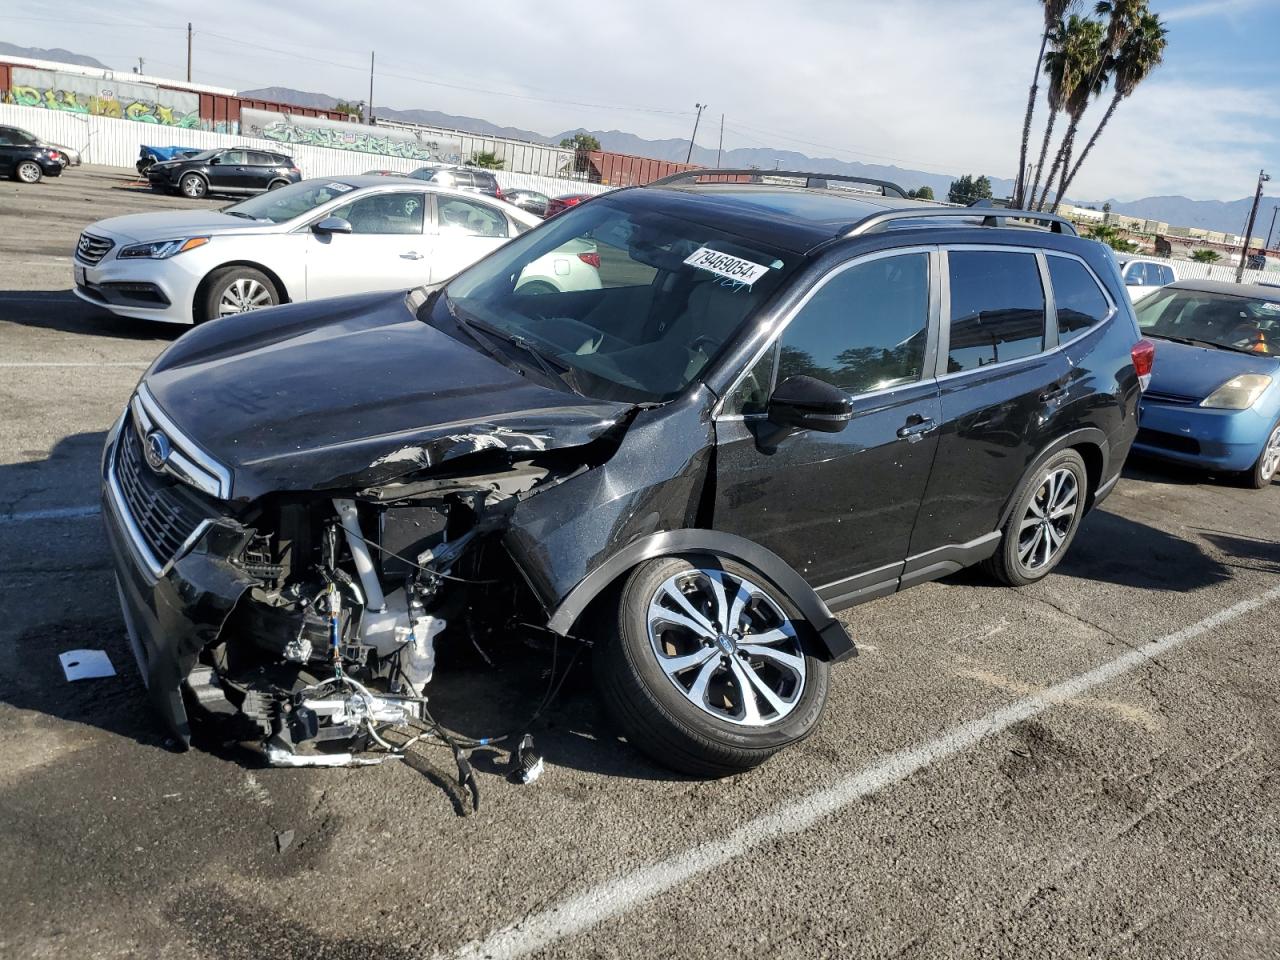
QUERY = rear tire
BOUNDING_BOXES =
[593,555,830,777]
[200,267,280,323]
[983,448,1088,587]
[1245,421,1280,489]
[267,179,288,191]
[16,160,42,184]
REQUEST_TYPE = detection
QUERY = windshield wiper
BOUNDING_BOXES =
[446,297,581,394]
[1148,333,1258,354]
[223,210,256,220]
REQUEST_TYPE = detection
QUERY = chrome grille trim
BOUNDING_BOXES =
[131,385,232,499]
[75,232,114,265]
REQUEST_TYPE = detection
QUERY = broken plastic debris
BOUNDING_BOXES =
[59,649,116,681]
[264,744,399,768]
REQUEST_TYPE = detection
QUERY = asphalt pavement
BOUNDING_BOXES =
[2,167,1279,960]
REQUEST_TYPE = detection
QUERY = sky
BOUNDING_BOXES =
[5,0,1279,201]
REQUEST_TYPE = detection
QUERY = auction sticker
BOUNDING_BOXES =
[684,247,771,287]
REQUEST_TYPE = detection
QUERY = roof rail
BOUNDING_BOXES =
[646,169,908,199]
[845,206,1078,237]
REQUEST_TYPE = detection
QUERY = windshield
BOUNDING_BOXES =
[222,180,357,223]
[1136,287,1279,355]
[433,194,800,403]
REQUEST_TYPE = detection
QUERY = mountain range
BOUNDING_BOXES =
[0,37,1265,238]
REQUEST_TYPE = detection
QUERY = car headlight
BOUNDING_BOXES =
[1200,374,1273,409]
[117,237,210,260]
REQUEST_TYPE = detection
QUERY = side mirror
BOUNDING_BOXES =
[313,217,353,236]
[766,375,853,434]
[209,156,221,165]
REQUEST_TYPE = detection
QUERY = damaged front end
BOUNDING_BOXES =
[103,384,622,766]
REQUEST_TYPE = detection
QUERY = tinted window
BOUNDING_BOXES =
[1048,256,1110,340]
[248,152,277,166]
[946,250,1045,373]
[776,253,930,394]
[438,196,508,238]
[220,150,247,165]
[331,192,425,234]
[473,173,497,188]
[724,344,777,416]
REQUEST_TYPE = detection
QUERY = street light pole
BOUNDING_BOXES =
[685,103,704,164]
[1236,168,1270,283]
[1267,204,1279,252]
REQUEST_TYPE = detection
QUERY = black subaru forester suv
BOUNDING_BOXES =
[102,171,1151,776]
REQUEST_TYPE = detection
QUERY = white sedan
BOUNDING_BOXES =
[72,176,601,325]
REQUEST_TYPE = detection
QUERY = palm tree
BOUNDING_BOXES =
[1036,14,1107,211]
[1025,17,1073,210]
[1014,0,1075,208]
[1056,10,1167,205]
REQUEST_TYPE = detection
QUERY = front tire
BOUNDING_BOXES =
[1246,421,1280,489]
[16,160,42,184]
[180,173,208,199]
[983,448,1088,586]
[200,267,280,322]
[594,555,830,777]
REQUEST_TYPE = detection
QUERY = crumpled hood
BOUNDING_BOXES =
[87,209,280,244]
[1147,337,1279,400]
[143,290,631,502]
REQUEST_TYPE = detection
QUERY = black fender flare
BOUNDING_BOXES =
[997,427,1110,529]
[545,529,857,663]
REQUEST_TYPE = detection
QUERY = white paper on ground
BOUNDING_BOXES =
[59,649,116,681]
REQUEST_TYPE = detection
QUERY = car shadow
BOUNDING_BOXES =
[0,288,183,342]
[941,506,1233,593]
[1193,528,1280,576]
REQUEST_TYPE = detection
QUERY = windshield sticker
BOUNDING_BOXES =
[683,247,771,288]
[325,182,354,193]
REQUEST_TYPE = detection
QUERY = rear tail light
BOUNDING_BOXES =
[578,252,601,269]
[493,185,505,200]
[1131,338,1155,391]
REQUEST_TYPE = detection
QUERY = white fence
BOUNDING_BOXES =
[1131,251,1280,288]
[0,103,611,199]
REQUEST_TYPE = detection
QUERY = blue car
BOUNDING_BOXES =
[1134,279,1280,488]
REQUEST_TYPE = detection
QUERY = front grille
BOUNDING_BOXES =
[76,232,114,265]
[1136,427,1200,455]
[1143,389,1197,406]
[113,419,220,568]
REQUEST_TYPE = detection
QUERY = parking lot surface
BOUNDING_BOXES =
[2,167,1279,960]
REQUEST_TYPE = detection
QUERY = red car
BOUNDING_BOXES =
[545,193,594,217]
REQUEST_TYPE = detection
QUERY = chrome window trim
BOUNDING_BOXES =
[713,245,940,420]
[134,385,232,499]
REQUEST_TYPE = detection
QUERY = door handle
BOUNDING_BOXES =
[896,417,937,443]
[400,251,424,260]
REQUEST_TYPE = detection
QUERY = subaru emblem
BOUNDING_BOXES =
[144,430,171,472]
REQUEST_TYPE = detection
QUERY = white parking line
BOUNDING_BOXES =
[0,505,100,525]
[447,583,1280,960]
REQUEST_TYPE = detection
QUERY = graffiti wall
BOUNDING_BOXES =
[241,109,462,163]
[8,67,200,126]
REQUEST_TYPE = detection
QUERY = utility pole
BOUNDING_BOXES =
[715,113,724,169]
[135,57,145,75]
[368,52,375,125]
[1235,168,1270,283]
[186,23,192,82]
[1267,204,1279,252]
[685,103,704,164]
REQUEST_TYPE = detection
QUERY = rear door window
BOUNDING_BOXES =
[1047,256,1111,341]
[437,196,509,238]
[945,250,1045,373]
[1124,261,1148,285]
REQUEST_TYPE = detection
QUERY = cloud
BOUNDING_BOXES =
[17,0,1280,201]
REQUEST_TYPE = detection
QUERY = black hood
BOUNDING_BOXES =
[144,291,631,502]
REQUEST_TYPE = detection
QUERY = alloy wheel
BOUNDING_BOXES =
[1017,466,1079,571]
[217,277,273,316]
[182,175,206,198]
[1261,425,1280,482]
[17,161,41,183]
[646,567,806,727]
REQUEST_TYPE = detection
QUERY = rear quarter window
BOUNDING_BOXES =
[1047,256,1111,341]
